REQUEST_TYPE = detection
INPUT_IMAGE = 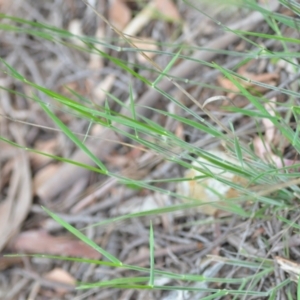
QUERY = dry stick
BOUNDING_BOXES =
[36,1,280,201]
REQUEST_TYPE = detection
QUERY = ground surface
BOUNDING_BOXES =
[1,1,300,299]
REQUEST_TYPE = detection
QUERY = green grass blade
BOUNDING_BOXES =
[149,221,155,287]
[77,277,150,289]
[152,47,182,87]
[298,275,300,300]
[233,30,300,45]
[129,84,138,138]
[104,99,112,127]
[38,99,107,173]
[42,207,122,265]
[5,254,120,266]
[0,136,105,174]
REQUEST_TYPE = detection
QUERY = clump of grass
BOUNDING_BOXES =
[1,0,300,298]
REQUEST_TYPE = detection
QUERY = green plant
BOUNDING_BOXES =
[1,0,300,298]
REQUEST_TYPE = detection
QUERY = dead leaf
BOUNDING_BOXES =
[0,256,23,271]
[218,60,279,99]
[44,268,76,285]
[175,122,184,140]
[109,0,131,31]
[131,37,158,63]
[253,101,300,169]
[9,230,101,259]
[0,141,18,160]
[263,101,276,143]
[217,76,238,91]
[154,0,181,21]
[44,268,76,294]
[177,149,247,216]
[254,136,298,168]
[275,256,300,283]
[30,138,59,169]
[33,163,60,194]
[0,0,12,13]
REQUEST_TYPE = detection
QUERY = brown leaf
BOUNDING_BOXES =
[33,163,60,194]
[109,0,131,30]
[275,256,300,283]
[218,60,279,99]
[30,138,59,169]
[263,101,276,143]
[154,0,181,21]
[0,0,12,13]
[131,37,158,63]
[43,268,76,295]
[0,256,23,271]
[253,101,300,169]
[44,268,76,285]
[217,76,239,99]
[9,230,101,259]
[254,136,299,168]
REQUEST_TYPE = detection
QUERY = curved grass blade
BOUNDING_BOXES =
[42,207,122,265]
[38,99,107,173]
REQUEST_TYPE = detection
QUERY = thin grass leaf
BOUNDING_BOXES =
[129,84,138,138]
[277,215,300,231]
[201,291,229,300]
[229,122,244,168]
[64,85,91,104]
[0,57,25,80]
[149,221,155,288]
[42,207,122,265]
[88,202,215,229]
[0,136,105,174]
[152,47,182,87]
[233,30,300,45]
[268,279,293,296]
[298,275,300,300]
[5,254,119,267]
[104,98,112,127]
[6,254,207,283]
[77,277,150,289]
[292,108,300,146]
[144,106,224,138]
[38,99,107,173]
[92,47,151,85]
[153,285,268,297]
[214,63,268,113]
[222,106,278,119]
[216,64,300,152]
[232,279,248,300]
